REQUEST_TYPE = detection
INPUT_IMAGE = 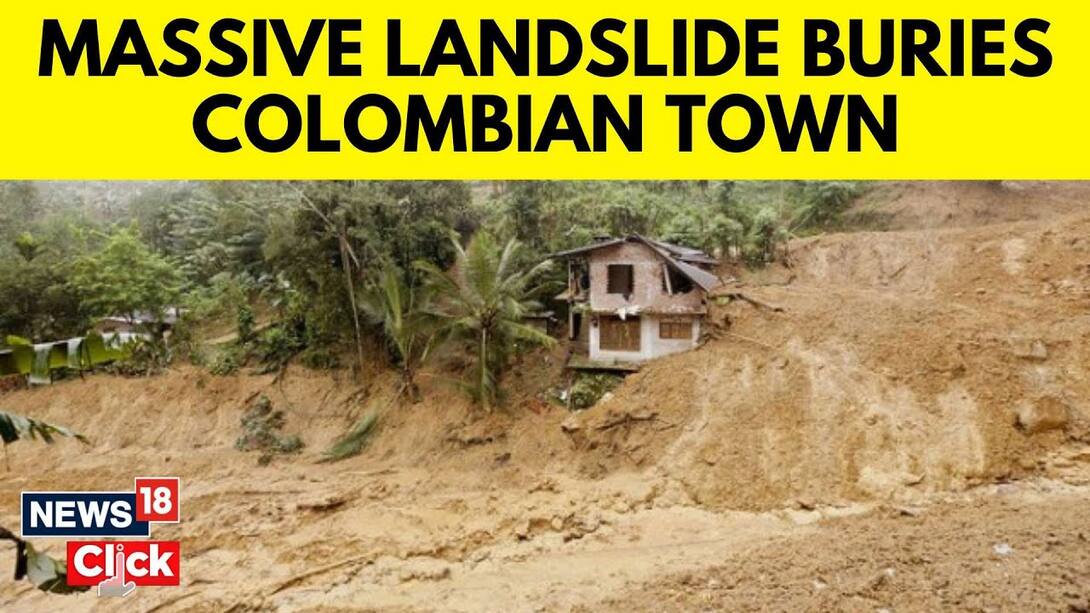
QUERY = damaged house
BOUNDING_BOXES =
[553,236,723,363]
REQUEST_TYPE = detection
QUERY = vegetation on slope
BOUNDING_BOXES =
[0,179,862,406]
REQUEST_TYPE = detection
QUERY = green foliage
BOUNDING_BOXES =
[0,410,88,446]
[790,181,861,229]
[0,180,868,393]
[416,233,556,410]
[569,373,623,410]
[235,395,303,464]
[0,334,124,380]
[251,324,306,373]
[298,345,340,370]
[475,180,862,267]
[263,181,475,349]
[23,542,88,593]
[129,183,279,284]
[358,264,436,400]
[319,413,378,463]
[0,232,86,341]
[208,347,242,376]
[236,302,256,343]
[0,526,90,595]
[107,335,171,377]
[13,232,41,262]
[69,226,182,329]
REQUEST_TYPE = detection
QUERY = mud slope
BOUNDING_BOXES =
[572,211,1090,510]
[848,180,1090,230]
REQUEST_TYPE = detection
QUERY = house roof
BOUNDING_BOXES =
[643,238,719,266]
[550,235,722,292]
[551,238,629,258]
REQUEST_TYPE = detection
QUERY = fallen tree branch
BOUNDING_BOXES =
[720,291,785,313]
[271,553,373,594]
[725,332,778,350]
[595,411,658,431]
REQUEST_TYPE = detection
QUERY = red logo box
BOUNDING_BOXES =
[66,540,181,586]
[134,477,180,523]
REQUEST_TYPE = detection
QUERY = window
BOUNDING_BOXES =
[659,319,693,340]
[607,264,634,295]
[661,265,694,294]
[599,316,641,351]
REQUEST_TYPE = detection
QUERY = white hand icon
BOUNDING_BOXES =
[97,546,136,598]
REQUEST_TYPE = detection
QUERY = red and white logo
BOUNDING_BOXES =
[67,541,181,591]
[44,477,183,597]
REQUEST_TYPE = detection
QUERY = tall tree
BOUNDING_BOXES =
[358,265,436,402]
[416,234,555,411]
[69,227,182,331]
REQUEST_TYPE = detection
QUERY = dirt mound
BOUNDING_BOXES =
[568,212,1090,510]
[600,481,1090,612]
[847,180,1090,231]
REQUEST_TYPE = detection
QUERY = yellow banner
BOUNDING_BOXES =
[0,2,1085,178]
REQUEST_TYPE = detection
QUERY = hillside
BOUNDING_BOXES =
[1,187,1089,611]
[844,180,1090,230]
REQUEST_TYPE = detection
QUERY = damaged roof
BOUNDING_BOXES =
[551,235,722,292]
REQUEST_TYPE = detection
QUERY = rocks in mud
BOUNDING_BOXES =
[293,493,353,513]
[1009,337,1048,361]
[511,510,608,543]
[446,421,507,447]
[514,520,531,540]
[1016,396,1070,434]
[561,415,581,433]
[793,497,816,511]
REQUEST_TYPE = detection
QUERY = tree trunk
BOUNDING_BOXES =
[340,237,366,377]
[402,368,421,404]
[479,328,490,412]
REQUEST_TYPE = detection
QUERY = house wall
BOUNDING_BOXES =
[587,243,706,315]
[589,314,701,362]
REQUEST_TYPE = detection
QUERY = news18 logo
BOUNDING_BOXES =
[20,477,181,597]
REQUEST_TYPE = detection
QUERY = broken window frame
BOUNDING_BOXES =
[661,263,694,295]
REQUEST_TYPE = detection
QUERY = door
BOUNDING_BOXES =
[599,316,641,352]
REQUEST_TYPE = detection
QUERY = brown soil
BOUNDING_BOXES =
[847,180,1090,231]
[598,480,1090,612]
[2,184,1090,611]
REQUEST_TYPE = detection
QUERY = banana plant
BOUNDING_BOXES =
[0,527,88,594]
[0,410,89,593]
[0,410,88,448]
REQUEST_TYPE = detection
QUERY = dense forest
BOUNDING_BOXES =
[0,180,859,405]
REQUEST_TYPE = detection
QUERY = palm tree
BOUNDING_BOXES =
[357,265,435,403]
[415,233,555,411]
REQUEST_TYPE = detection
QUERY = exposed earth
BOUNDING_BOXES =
[1,181,1089,611]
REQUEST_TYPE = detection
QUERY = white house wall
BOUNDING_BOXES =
[589,314,701,362]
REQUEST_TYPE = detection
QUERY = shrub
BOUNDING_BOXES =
[208,347,241,376]
[107,336,171,377]
[298,345,340,370]
[569,373,623,410]
[252,324,305,373]
[235,395,303,464]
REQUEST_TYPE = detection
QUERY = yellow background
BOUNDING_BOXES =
[0,1,1085,179]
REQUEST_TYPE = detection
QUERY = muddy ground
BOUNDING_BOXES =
[2,184,1090,611]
